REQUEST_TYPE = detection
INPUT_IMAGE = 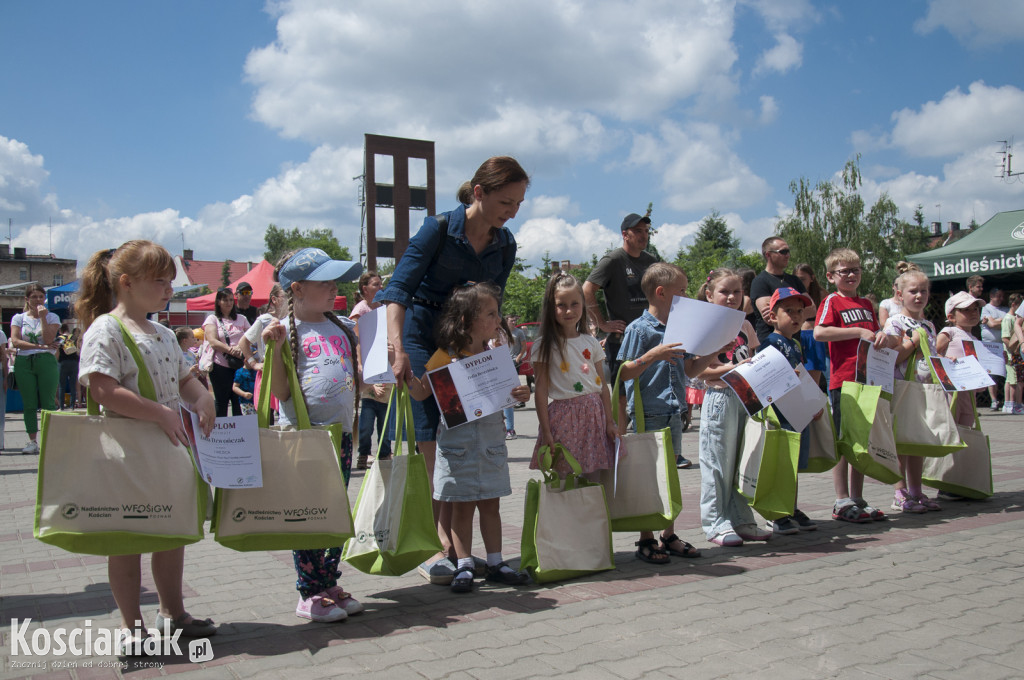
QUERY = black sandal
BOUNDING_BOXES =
[634,538,670,565]
[660,534,701,558]
[450,567,475,593]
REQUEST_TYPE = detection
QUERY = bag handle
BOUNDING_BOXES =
[384,384,418,457]
[257,339,313,430]
[611,362,647,433]
[536,443,586,489]
[85,315,159,416]
[904,327,945,384]
[949,391,983,433]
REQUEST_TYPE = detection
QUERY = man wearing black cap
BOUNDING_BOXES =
[234,281,259,325]
[584,211,662,429]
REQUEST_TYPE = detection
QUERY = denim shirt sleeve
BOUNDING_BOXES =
[375,203,518,308]
[375,213,447,309]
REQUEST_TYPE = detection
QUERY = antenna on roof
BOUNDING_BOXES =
[997,139,1023,181]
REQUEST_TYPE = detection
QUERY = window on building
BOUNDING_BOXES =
[53,274,63,286]
[19,268,27,281]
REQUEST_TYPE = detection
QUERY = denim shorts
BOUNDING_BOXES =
[434,413,511,502]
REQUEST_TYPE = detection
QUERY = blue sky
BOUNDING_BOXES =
[2,0,1023,272]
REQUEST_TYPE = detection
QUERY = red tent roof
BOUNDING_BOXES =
[185,260,347,312]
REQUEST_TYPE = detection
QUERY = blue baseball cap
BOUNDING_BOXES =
[278,248,363,290]
[769,287,812,310]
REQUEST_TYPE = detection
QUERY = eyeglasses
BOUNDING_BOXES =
[238,291,253,297]
[769,248,791,256]
[831,267,861,277]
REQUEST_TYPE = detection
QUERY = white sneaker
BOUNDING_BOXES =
[1003,403,1016,414]
[735,524,772,541]
[21,440,39,455]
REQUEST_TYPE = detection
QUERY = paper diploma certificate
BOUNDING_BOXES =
[357,305,397,384]
[928,355,996,392]
[721,346,802,417]
[854,340,898,394]
[663,296,745,356]
[773,369,827,433]
[427,347,521,429]
[182,408,263,489]
[961,340,1007,378]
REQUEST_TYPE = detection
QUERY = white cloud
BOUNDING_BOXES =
[527,195,579,220]
[742,0,820,33]
[914,0,1024,48]
[753,33,803,76]
[629,122,771,212]
[887,81,1024,158]
[0,136,57,218]
[513,217,620,266]
[758,95,779,125]
[246,0,739,155]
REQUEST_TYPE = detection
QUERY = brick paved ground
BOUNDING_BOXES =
[2,401,1023,679]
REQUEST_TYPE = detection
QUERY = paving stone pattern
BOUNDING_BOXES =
[2,403,1023,679]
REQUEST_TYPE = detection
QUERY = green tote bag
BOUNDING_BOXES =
[737,409,800,521]
[837,382,903,484]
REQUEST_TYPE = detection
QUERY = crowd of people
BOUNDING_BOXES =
[18,154,1024,653]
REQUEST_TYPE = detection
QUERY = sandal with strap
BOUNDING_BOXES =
[635,538,670,565]
[450,567,475,594]
[832,502,872,524]
[853,497,887,521]
[660,534,701,558]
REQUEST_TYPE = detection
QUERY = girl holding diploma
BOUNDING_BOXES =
[407,282,531,594]
[882,263,941,513]
[77,241,217,651]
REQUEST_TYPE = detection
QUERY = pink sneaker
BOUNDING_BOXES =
[891,489,926,514]
[295,594,347,622]
[324,586,364,615]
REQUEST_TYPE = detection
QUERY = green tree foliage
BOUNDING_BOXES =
[263,224,358,304]
[673,210,762,298]
[775,156,930,300]
[502,269,548,322]
[220,260,232,288]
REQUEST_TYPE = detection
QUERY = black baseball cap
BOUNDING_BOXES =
[620,213,651,232]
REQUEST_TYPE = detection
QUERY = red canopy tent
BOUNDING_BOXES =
[185,260,348,312]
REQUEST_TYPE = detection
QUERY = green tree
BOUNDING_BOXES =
[263,223,357,304]
[775,156,930,300]
[501,269,547,322]
[674,210,761,298]
[220,260,232,288]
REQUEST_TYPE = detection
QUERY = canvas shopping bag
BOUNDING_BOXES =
[211,340,354,551]
[837,382,902,484]
[343,386,443,575]
[598,367,682,531]
[35,316,205,556]
[737,410,800,521]
[521,444,614,584]
[802,401,839,473]
[922,396,993,499]
[891,330,966,458]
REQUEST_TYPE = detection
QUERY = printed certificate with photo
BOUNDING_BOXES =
[721,346,802,417]
[427,347,521,429]
[854,340,898,393]
[928,355,996,392]
[182,407,263,489]
[961,339,1007,378]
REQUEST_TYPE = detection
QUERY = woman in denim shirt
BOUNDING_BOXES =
[375,156,529,584]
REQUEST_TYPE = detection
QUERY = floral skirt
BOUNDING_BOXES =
[531,392,615,476]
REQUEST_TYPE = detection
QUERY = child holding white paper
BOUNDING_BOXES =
[407,282,532,593]
[694,268,770,547]
[760,287,821,535]
[262,248,364,623]
[619,263,724,561]
[349,271,392,469]
[77,241,217,651]
[882,263,941,513]
[937,291,984,427]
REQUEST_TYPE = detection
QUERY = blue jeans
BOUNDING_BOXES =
[503,406,514,432]
[698,388,756,539]
[358,398,392,459]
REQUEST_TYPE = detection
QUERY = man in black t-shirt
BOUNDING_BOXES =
[584,211,660,426]
[234,281,259,325]
[749,236,807,344]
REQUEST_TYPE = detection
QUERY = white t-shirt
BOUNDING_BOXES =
[981,303,1008,342]
[276,316,357,431]
[883,314,937,383]
[12,312,61,356]
[533,334,606,401]
[79,315,191,411]
[242,312,277,362]
[879,297,900,318]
